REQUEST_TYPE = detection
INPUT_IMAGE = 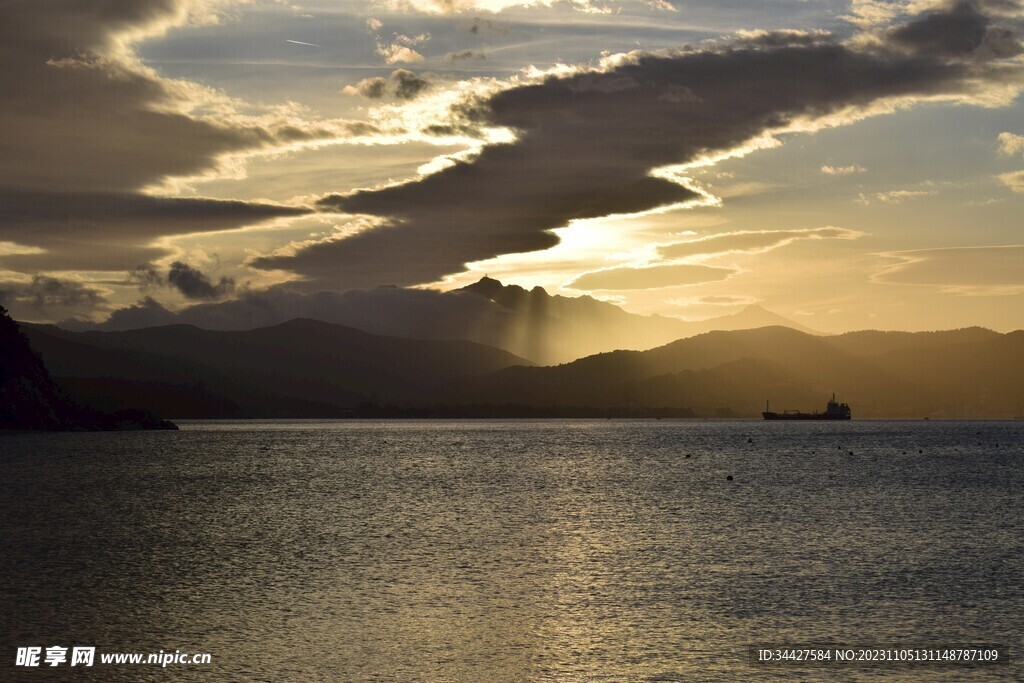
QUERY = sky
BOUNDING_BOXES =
[0,0,1022,334]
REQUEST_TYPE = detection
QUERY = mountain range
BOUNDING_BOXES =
[63,277,816,366]
[20,317,1024,419]
[453,277,819,365]
[455,325,1024,418]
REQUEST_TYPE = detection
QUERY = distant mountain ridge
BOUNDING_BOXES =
[62,278,815,365]
[20,318,1024,419]
[454,325,1023,418]
[457,277,819,363]
[680,303,819,337]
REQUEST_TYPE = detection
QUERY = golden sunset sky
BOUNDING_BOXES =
[1,0,1023,334]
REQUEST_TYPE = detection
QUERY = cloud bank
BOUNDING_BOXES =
[255,1,1024,290]
[0,189,307,272]
[0,0,355,274]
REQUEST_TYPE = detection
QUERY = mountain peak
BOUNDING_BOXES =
[475,275,502,287]
[725,304,819,335]
[461,277,552,307]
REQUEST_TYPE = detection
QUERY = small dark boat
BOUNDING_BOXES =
[762,393,851,420]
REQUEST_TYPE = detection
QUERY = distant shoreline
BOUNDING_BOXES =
[163,415,1024,423]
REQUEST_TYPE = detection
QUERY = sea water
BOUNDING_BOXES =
[1,419,1021,681]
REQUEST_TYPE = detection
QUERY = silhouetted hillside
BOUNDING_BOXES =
[22,318,531,418]
[454,326,1024,418]
[825,328,1001,356]
[456,327,898,411]
[0,306,176,430]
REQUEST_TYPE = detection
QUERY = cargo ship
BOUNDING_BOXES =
[762,393,851,420]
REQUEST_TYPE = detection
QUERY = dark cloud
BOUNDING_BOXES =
[128,261,235,300]
[0,0,341,195]
[0,275,108,319]
[733,29,833,48]
[469,18,508,35]
[390,69,431,100]
[344,70,431,100]
[255,1,1023,289]
[886,0,1023,58]
[445,50,487,61]
[128,265,166,290]
[167,262,236,300]
[0,188,309,272]
[347,77,389,98]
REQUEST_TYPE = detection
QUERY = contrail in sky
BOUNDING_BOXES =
[286,39,322,48]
